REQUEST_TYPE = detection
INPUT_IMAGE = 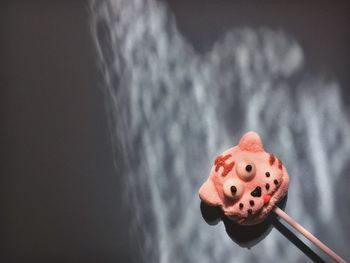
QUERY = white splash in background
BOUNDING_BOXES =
[91,0,350,262]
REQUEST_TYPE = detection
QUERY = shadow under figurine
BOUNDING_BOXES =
[200,196,287,248]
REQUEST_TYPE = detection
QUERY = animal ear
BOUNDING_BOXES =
[238,131,264,152]
[199,179,221,206]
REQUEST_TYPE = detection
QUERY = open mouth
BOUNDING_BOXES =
[263,194,271,204]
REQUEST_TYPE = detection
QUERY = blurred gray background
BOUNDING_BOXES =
[2,0,350,262]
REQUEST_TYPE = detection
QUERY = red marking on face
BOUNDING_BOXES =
[269,153,275,165]
[263,194,271,204]
[214,154,235,177]
[278,159,283,170]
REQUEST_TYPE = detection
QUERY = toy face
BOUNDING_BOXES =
[199,131,289,225]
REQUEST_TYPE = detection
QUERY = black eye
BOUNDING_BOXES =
[236,161,256,181]
[223,178,244,199]
[230,185,237,194]
[245,165,252,172]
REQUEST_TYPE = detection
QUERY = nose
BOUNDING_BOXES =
[250,186,262,197]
